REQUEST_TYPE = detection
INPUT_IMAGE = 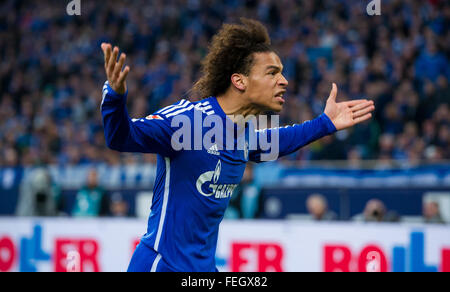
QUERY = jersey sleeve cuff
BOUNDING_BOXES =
[320,113,337,135]
[103,81,128,100]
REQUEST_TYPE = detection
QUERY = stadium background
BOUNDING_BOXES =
[0,0,449,272]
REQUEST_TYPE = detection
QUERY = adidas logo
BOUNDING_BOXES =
[207,144,220,156]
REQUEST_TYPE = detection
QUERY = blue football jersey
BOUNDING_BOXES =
[101,81,336,271]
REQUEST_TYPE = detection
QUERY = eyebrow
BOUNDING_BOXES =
[266,65,283,72]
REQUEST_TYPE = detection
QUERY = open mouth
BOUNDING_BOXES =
[274,92,286,103]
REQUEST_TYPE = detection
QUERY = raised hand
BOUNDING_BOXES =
[324,83,375,131]
[101,43,130,95]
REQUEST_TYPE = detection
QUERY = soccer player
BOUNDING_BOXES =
[100,18,374,272]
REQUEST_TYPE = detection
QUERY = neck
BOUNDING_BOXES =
[216,89,263,120]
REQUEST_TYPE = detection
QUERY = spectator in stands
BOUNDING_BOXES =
[225,164,260,219]
[353,199,401,222]
[423,201,445,224]
[364,199,388,222]
[0,0,448,168]
[353,199,386,222]
[414,40,449,83]
[109,192,130,217]
[16,168,63,216]
[306,193,337,221]
[72,169,110,217]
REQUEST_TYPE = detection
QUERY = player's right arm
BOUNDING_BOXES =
[100,43,175,157]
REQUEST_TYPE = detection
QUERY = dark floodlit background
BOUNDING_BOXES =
[0,0,449,272]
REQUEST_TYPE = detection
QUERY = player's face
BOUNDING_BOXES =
[244,52,288,112]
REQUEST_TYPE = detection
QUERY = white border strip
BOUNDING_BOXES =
[150,254,162,272]
[154,157,171,252]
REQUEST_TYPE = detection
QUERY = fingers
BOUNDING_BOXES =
[107,46,119,78]
[104,46,128,84]
[101,43,113,76]
[353,103,375,119]
[351,100,374,112]
[327,83,338,102]
[101,43,111,68]
[113,53,126,80]
[101,43,129,93]
[343,99,367,107]
[118,65,130,84]
[354,113,372,124]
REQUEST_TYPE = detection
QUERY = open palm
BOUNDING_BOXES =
[324,83,375,131]
[101,43,130,95]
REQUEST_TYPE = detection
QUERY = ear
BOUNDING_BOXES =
[231,73,246,91]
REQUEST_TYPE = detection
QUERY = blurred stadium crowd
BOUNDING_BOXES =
[0,0,449,168]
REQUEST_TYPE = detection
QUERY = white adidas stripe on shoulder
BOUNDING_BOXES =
[158,99,190,115]
[165,104,195,117]
[156,99,184,114]
[155,99,216,118]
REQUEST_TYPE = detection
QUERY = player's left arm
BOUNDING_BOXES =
[249,83,375,162]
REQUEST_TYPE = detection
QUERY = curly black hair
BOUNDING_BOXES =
[192,18,273,99]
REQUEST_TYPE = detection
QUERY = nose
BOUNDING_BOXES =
[279,74,288,87]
